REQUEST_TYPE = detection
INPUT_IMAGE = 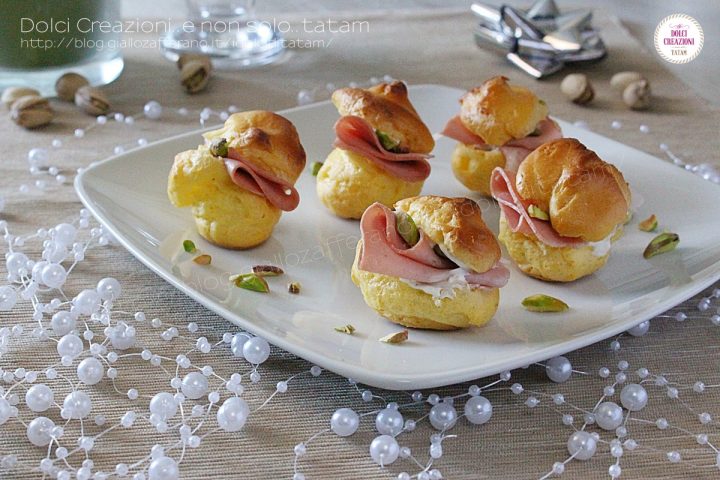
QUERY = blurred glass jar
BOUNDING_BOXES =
[0,0,123,96]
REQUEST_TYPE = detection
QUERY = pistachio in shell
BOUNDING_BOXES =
[55,72,89,102]
[74,86,111,116]
[180,61,211,94]
[177,53,212,72]
[522,294,569,313]
[2,86,40,109]
[10,95,54,129]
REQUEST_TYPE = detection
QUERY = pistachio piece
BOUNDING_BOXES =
[288,282,301,294]
[638,214,658,232]
[643,232,679,259]
[334,324,355,335]
[180,61,211,94]
[311,161,323,176]
[379,330,408,344]
[177,53,212,72]
[252,265,284,277]
[231,273,269,293]
[396,211,419,246]
[2,87,40,109]
[193,254,212,265]
[182,240,197,253]
[610,71,645,92]
[528,204,549,221]
[623,80,651,110]
[10,95,54,129]
[522,294,569,313]
[74,86,111,116]
[55,72,89,102]
[376,130,401,152]
[209,138,228,157]
[560,73,594,105]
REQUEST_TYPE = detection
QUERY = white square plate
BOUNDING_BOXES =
[75,85,720,390]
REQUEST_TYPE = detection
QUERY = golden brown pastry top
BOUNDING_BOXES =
[394,195,501,273]
[203,110,306,184]
[460,76,548,146]
[332,81,435,154]
[515,138,631,242]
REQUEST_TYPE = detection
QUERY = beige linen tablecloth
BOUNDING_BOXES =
[1,7,719,479]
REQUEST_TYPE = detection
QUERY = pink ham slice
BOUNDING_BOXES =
[333,116,432,182]
[224,149,300,212]
[358,202,509,287]
[489,168,583,248]
[441,116,562,172]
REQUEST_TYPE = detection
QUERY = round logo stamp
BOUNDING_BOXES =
[654,14,704,64]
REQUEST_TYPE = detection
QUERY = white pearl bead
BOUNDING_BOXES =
[181,372,209,400]
[545,356,572,383]
[656,418,669,429]
[148,456,179,480]
[144,101,163,120]
[0,286,17,311]
[77,357,104,385]
[562,414,573,425]
[331,408,359,437]
[552,462,565,474]
[297,90,314,106]
[72,289,101,316]
[149,392,177,421]
[96,277,121,301]
[609,464,621,478]
[63,391,92,419]
[242,336,270,364]
[56,334,83,358]
[567,431,597,460]
[26,416,55,446]
[627,320,650,336]
[0,398,13,425]
[693,381,705,393]
[429,402,458,431]
[375,407,403,436]
[595,401,624,430]
[27,148,49,167]
[369,435,399,466]
[230,333,248,356]
[25,384,54,412]
[667,451,681,463]
[464,395,492,425]
[216,397,249,432]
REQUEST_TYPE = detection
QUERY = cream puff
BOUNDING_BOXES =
[168,110,306,249]
[316,81,435,219]
[351,196,509,330]
[491,138,631,282]
[442,76,562,196]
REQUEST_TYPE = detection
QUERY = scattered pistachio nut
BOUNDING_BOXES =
[74,86,111,116]
[334,324,355,335]
[528,204,549,221]
[643,232,679,259]
[610,71,645,92]
[288,282,301,294]
[182,239,197,253]
[209,137,228,157]
[193,254,212,265]
[252,265,284,277]
[623,80,651,110]
[10,95,54,129]
[638,214,658,232]
[560,73,594,105]
[231,273,269,293]
[379,330,409,344]
[2,86,40,109]
[55,72,89,102]
[396,211,419,246]
[177,53,212,72]
[180,61,211,94]
[311,161,323,176]
[522,294,569,313]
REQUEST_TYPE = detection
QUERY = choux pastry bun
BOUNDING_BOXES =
[168,110,306,249]
[316,81,435,219]
[442,76,562,196]
[490,138,631,282]
[351,196,509,330]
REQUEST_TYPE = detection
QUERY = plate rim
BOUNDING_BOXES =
[74,84,720,390]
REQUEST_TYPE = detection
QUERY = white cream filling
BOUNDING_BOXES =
[587,226,620,257]
[399,268,471,305]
